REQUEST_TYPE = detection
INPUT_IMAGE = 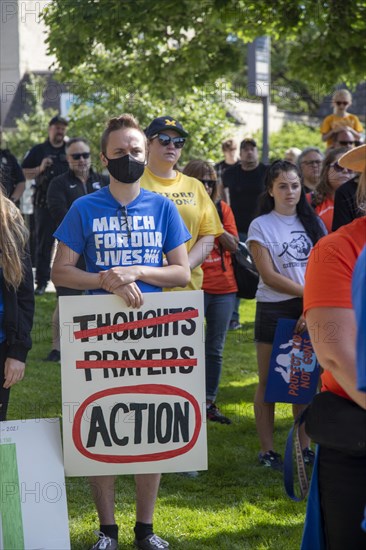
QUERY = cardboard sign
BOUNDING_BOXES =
[265,318,320,404]
[0,419,70,550]
[59,291,207,476]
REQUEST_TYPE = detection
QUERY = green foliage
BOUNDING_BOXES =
[43,0,366,99]
[255,122,325,162]
[8,295,308,549]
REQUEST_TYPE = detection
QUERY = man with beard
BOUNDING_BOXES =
[22,116,69,294]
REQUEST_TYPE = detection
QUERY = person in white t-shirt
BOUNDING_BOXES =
[246,160,326,471]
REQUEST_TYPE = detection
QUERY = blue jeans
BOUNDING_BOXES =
[204,292,237,402]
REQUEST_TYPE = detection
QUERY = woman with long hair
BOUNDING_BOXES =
[246,160,326,470]
[183,160,238,424]
[308,146,352,232]
[0,188,34,420]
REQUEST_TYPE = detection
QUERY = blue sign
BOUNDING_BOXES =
[265,318,320,404]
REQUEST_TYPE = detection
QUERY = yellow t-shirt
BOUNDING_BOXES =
[320,113,364,147]
[141,167,223,290]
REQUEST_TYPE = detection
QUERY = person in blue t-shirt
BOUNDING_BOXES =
[52,114,191,550]
[352,245,366,393]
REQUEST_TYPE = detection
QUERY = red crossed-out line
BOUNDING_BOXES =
[76,358,197,369]
[73,309,199,340]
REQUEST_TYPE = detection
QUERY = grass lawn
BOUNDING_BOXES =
[8,293,307,549]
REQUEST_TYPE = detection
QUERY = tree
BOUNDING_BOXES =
[43,0,366,99]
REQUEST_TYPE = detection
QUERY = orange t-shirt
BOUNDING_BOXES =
[202,201,238,294]
[304,217,366,398]
[306,193,334,234]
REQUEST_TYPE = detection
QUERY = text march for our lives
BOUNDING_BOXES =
[59,291,207,476]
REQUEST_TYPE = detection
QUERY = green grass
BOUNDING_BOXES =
[8,294,306,549]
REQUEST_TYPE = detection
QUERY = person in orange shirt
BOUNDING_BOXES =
[320,89,363,148]
[307,146,352,232]
[183,160,238,424]
[304,144,366,549]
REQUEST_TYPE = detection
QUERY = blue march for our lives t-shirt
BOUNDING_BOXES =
[54,186,191,294]
[352,245,366,392]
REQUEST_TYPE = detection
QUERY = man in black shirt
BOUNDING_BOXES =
[223,138,267,237]
[22,116,69,295]
[0,126,25,203]
[44,137,109,361]
[223,138,267,328]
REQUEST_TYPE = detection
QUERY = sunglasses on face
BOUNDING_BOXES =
[301,160,322,166]
[150,133,186,149]
[70,152,91,160]
[201,179,216,188]
[336,101,348,106]
[330,161,352,174]
[338,140,355,146]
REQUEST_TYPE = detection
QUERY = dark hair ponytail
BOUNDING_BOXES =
[257,160,326,245]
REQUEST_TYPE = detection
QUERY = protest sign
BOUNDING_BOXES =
[0,419,70,550]
[59,290,207,476]
[265,318,320,404]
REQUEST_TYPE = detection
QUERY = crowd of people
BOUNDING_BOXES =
[0,86,365,549]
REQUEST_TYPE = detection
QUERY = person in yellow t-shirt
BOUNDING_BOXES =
[320,89,363,148]
[141,116,223,291]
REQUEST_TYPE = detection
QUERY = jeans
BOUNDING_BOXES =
[34,206,55,286]
[204,292,236,402]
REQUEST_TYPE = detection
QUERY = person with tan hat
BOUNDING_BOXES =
[303,142,366,549]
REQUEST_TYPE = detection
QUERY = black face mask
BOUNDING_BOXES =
[104,153,145,184]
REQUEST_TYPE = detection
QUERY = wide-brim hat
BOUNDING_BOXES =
[338,144,366,173]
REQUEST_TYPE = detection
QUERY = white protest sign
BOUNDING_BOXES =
[59,290,207,476]
[0,419,70,550]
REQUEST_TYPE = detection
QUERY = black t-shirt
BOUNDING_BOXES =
[223,163,267,234]
[214,159,239,184]
[332,176,362,231]
[22,139,69,207]
[0,149,25,197]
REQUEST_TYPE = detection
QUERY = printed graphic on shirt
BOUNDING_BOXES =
[278,231,312,265]
[92,214,162,267]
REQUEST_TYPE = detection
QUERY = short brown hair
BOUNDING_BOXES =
[100,113,146,154]
[222,138,237,152]
[183,159,218,202]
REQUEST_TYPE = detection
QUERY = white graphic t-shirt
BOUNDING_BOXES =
[246,211,313,302]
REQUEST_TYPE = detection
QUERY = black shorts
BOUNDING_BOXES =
[254,298,303,344]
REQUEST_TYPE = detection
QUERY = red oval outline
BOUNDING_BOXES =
[72,384,202,463]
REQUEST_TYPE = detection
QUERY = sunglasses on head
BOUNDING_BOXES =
[70,152,91,160]
[330,161,352,173]
[336,101,348,106]
[201,179,216,188]
[150,133,186,149]
[338,140,355,146]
